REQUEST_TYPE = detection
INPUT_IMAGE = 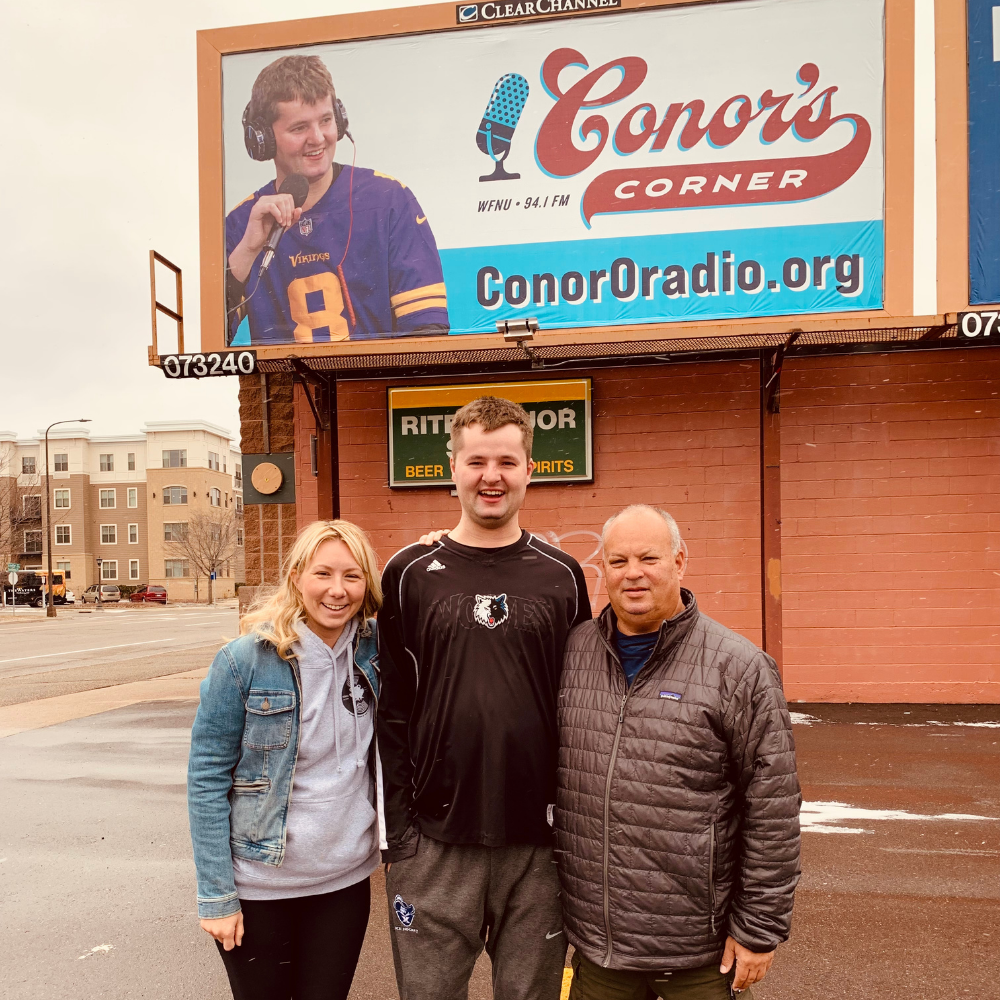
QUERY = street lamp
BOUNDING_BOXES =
[44,418,91,618]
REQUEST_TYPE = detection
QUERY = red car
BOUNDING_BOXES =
[130,584,168,604]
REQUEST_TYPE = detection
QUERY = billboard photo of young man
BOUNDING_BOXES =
[226,55,449,345]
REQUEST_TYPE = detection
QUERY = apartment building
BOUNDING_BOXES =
[0,421,243,601]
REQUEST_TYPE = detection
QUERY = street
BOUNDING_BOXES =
[0,615,997,999]
[0,604,237,707]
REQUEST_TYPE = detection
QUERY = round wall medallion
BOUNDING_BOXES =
[251,462,283,495]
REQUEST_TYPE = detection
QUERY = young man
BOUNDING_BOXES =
[378,396,592,1000]
[226,55,448,345]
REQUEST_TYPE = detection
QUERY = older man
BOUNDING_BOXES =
[555,505,801,999]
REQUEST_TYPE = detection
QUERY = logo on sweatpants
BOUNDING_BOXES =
[393,894,416,928]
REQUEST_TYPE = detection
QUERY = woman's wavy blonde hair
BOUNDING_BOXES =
[240,519,382,660]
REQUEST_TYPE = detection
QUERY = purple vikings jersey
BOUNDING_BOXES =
[226,166,449,343]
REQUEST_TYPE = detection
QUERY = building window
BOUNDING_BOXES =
[54,489,70,509]
[237,528,244,546]
[163,522,188,542]
[164,559,190,578]
[223,457,227,473]
[209,487,222,507]
[53,453,68,472]
[100,454,114,472]
[236,496,243,513]
[208,451,220,471]
[56,561,71,579]
[129,559,140,580]
[163,486,188,505]
[101,560,118,581]
[162,450,187,468]
[127,487,138,508]
[55,525,71,545]
[23,495,41,518]
[128,523,138,544]
[127,453,136,471]
[22,456,36,475]
[101,524,117,545]
[99,489,116,509]
[24,530,42,554]
[234,464,242,485]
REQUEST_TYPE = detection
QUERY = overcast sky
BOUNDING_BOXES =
[0,0,420,442]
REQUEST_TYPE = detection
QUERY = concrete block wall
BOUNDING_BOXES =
[780,348,1000,702]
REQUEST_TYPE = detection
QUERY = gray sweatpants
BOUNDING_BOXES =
[385,836,566,1000]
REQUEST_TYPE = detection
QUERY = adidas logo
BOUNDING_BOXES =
[426,559,446,572]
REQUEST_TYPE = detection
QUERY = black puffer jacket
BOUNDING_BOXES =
[555,591,801,971]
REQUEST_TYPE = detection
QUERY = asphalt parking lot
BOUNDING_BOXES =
[2,690,996,1000]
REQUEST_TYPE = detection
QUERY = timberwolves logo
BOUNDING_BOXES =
[342,673,371,716]
[474,593,509,629]
[393,894,416,928]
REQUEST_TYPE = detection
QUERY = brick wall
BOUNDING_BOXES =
[335,362,762,643]
[239,373,298,591]
[780,348,1000,703]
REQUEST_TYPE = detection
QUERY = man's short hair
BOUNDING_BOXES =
[602,504,683,556]
[450,396,533,461]
[249,55,336,127]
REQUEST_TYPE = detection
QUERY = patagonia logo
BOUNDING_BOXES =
[659,691,683,701]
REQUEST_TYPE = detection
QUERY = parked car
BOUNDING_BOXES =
[65,590,75,604]
[129,584,167,604]
[81,584,122,603]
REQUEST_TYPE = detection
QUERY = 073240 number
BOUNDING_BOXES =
[959,311,999,338]
[161,351,256,378]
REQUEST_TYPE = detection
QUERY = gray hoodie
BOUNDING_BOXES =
[233,617,379,899]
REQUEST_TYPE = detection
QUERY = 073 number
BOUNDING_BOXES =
[161,351,256,378]
[959,312,998,338]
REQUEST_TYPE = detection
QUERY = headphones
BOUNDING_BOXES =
[242,97,350,161]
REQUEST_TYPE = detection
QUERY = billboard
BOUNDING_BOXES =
[968,0,1000,305]
[217,0,884,349]
[387,379,592,487]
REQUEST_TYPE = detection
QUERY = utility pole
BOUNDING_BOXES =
[44,419,91,618]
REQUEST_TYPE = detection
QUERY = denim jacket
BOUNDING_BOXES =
[187,618,379,919]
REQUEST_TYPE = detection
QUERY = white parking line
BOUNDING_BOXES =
[0,639,174,665]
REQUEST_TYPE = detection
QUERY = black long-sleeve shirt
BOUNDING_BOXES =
[377,530,592,861]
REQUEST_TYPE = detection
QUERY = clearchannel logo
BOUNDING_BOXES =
[455,0,622,26]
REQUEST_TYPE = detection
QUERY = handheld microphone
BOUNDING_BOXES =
[477,73,529,182]
[259,173,310,276]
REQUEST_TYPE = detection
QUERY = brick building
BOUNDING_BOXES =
[238,340,998,705]
[0,421,244,600]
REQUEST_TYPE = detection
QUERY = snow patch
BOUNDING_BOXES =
[789,712,820,726]
[77,944,113,960]
[801,800,998,835]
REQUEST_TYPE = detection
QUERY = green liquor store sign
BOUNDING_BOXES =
[387,379,593,488]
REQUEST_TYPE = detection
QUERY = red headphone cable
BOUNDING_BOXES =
[336,139,358,332]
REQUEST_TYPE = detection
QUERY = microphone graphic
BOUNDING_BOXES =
[477,73,529,182]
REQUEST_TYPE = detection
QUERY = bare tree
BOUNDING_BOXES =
[0,442,42,583]
[166,508,238,604]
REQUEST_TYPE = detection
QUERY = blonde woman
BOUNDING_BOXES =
[187,520,382,1000]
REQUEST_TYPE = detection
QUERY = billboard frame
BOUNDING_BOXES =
[192,0,971,365]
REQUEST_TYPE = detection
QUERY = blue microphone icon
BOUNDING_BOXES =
[477,73,529,182]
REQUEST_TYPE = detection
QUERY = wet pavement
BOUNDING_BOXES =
[1,699,996,999]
